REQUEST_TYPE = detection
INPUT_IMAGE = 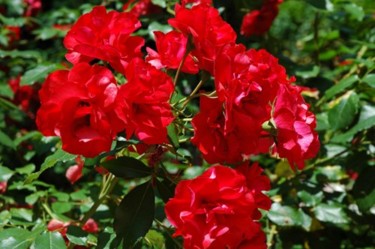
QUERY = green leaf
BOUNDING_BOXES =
[52,201,73,214]
[0,50,42,60]
[66,226,89,246]
[31,232,67,249]
[0,165,14,182]
[15,164,35,175]
[328,91,359,130]
[0,228,33,249]
[10,208,33,222]
[102,156,152,179]
[167,123,180,148]
[33,28,60,40]
[151,0,166,8]
[352,167,375,212]
[14,131,42,147]
[0,130,15,150]
[304,0,333,10]
[298,191,324,207]
[114,181,155,249]
[295,65,320,79]
[324,75,358,100]
[20,64,60,86]
[156,178,176,203]
[362,74,375,88]
[268,203,312,230]
[331,105,375,143]
[97,227,120,249]
[25,149,76,184]
[314,203,348,224]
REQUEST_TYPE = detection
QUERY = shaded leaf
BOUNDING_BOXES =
[362,74,375,88]
[114,181,155,249]
[156,178,176,203]
[328,91,359,130]
[66,226,88,246]
[20,64,60,86]
[0,165,14,182]
[0,130,15,150]
[324,75,358,100]
[0,228,33,249]
[167,123,180,148]
[102,156,152,179]
[25,149,76,184]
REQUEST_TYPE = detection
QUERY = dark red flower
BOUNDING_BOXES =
[123,0,162,17]
[146,30,198,74]
[165,165,269,249]
[36,63,118,157]
[168,4,236,74]
[8,76,40,117]
[82,218,99,233]
[113,59,174,144]
[4,26,21,46]
[0,181,7,194]
[273,84,320,169]
[64,6,144,74]
[47,219,70,237]
[240,0,283,37]
[24,0,41,17]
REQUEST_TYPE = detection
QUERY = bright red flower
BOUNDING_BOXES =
[168,4,236,74]
[273,84,320,169]
[66,156,84,184]
[113,58,174,144]
[146,31,198,74]
[4,26,21,46]
[123,0,162,17]
[82,218,99,233]
[165,165,270,249]
[36,63,118,157]
[241,0,282,37]
[64,6,144,74]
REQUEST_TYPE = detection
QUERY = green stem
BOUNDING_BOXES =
[68,174,118,249]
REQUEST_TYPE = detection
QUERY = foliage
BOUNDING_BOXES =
[0,0,374,248]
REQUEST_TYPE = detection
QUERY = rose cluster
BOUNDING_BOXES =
[35,1,320,248]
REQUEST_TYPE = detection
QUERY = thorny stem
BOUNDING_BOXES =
[68,173,118,249]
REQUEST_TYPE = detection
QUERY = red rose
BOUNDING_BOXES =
[36,63,118,157]
[23,0,41,17]
[47,219,70,237]
[165,165,270,249]
[66,156,84,184]
[168,4,236,74]
[64,6,144,74]
[273,84,320,169]
[0,181,7,194]
[82,218,99,233]
[146,30,198,74]
[113,58,174,144]
[240,0,282,37]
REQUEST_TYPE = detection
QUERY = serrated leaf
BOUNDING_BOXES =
[102,156,152,179]
[25,149,76,184]
[328,91,359,130]
[268,203,312,230]
[20,64,60,86]
[314,204,348,224]
[31,232,67,249]
[0,228,33,249]
[66,226,89,246]
[324,75,358,100]
[114,181,155,249]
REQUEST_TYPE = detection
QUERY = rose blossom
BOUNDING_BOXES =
[113,58,174,144]
[165,164,270,249]
[36,63,118,157]
[168,4,236,74]
[64,6,144,74]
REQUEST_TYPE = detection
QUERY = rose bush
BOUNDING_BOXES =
[0,0,373,249]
